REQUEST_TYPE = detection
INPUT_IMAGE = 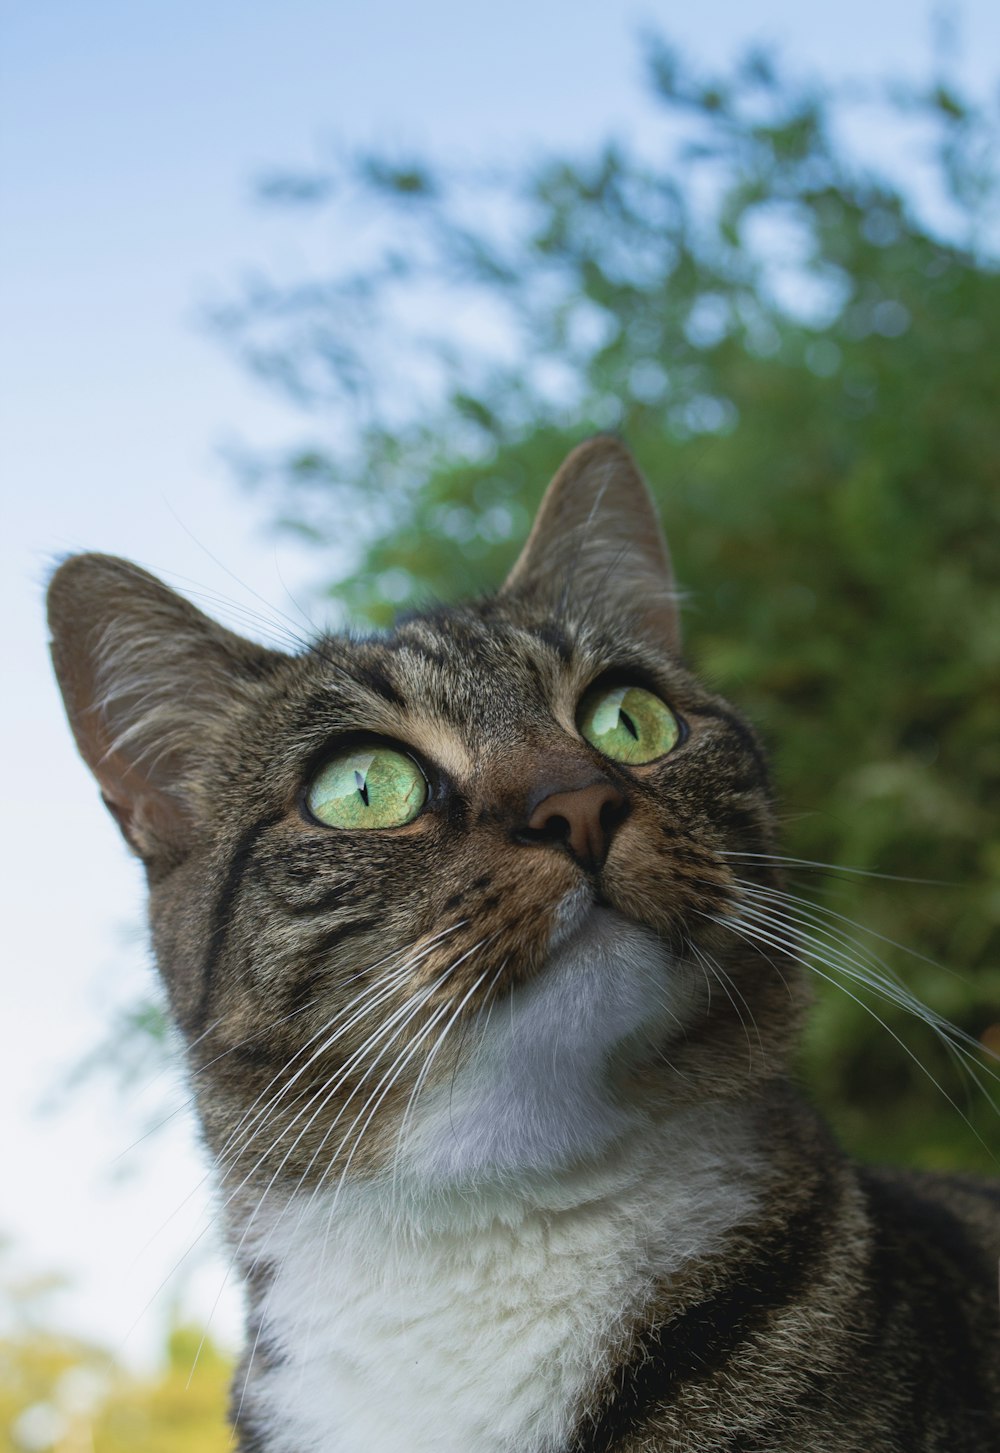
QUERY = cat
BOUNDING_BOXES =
[48,436,999,1452]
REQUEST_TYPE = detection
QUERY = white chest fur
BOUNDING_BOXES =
[237,912,761,1452]
[243,1112,759,1453]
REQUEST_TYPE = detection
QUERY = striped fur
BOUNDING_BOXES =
[48,438,1000,1450]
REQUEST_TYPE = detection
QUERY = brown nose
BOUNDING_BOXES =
[523,782,627,872]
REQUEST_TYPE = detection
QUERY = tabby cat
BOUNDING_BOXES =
[48,438,999,1452]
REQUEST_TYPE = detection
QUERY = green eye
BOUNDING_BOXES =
[578,683,681,765]
[305,746,427,830]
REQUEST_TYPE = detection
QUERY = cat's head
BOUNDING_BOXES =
[48,438,802,1197]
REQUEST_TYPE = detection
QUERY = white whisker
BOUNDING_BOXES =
[703,906,998,1165]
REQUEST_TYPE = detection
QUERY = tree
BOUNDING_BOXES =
[214,36,1000,1171]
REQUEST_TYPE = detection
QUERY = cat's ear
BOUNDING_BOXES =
[48,553,284,865]
[502,436,681,652]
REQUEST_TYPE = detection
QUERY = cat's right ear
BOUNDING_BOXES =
[501,436,682,653]
[47,554,284,867]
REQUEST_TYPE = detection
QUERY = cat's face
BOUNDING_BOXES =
[48,439,803,1199]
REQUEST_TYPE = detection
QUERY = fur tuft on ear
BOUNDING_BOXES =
[501,436,681,652]
[47,554,285,866]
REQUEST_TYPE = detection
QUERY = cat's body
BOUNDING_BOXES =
[48,438,999,1451]
[232,1109,1000,1453]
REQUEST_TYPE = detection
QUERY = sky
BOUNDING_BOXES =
[3,0,999,1370]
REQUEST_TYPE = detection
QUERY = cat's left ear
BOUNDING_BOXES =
[48,553,286,867]
[501,436,681,653]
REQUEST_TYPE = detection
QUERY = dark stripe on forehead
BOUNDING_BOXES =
[567,1169,834,1453]
[350,659,405,708]
[308,638,406,707]
[533,621,574,662]
[191,811,284,1033]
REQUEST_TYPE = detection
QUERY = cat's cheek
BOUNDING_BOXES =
[420,846,584,983]
[596,798,739,939]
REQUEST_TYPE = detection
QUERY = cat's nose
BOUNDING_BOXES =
[522,781,627,872]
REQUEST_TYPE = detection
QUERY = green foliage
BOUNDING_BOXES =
[215,38,1000,1173]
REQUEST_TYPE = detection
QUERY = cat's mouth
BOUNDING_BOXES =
[546,883,633,957]
[548,883,599,948]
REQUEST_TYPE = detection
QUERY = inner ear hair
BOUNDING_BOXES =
[47,552,284,864]
[501,436,681,653]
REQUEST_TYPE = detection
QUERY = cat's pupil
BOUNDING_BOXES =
[620,710,638,740]
[354,768,369,806]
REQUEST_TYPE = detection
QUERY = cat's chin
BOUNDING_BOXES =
[388,895,700,1187]
[546,882,619,953]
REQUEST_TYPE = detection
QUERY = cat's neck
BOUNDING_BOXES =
[234,1100,766,1453]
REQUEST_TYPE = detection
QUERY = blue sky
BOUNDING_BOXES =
[3,0,999,1367]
